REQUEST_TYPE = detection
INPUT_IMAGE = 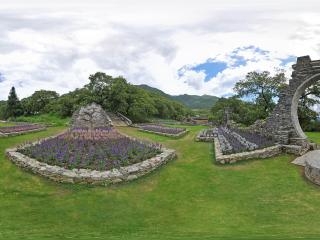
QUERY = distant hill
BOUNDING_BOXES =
[136,84,219,109]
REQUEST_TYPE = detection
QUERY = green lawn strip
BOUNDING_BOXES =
[306,131,320,144]
[14,114,70,127]
[0,122,16,127]
[0,126,320,239]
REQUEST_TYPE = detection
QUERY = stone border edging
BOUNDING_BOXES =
[214,137,282,164]
[138,129,189,138]
[0,127,46,138]
[6,137,176,186]
[195,136,215,142]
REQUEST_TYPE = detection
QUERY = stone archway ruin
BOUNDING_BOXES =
[264,56,320,149]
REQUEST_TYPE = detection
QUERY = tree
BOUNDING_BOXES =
[21,90,59,115]
[298,82,320,130]
[0,101,6,119]
[211,97,260,126]
[85,72,113,107]
[5,86,22,119]
[234,71,287,117]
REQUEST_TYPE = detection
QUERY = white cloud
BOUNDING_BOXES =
[1,0,320,100]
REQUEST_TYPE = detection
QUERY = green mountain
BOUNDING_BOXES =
[136,84,219,109]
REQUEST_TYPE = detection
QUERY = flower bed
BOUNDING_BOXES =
[216,126,275,155]
[7,127,176,185]
[17,127,162,171]
[196,128,217,142]
[138,124,188,137]
[0,124,45,136]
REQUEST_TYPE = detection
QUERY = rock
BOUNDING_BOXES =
[70,103,112,129]
[127,175,138,181]
[305,150,320,185]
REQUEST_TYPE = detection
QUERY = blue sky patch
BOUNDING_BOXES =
[191,60,227,82]
[0,73,4,83]
[230,55,247,67]
[280,56,296,66]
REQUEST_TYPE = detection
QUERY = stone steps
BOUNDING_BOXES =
[106,112,131,127]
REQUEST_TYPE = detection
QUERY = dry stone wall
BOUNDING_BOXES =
[214,137,282,164]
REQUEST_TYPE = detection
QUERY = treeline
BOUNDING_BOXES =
[211,71,320,131]
[0,72,190,122]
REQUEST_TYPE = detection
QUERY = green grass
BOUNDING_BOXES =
[1,126,320,239]
[0,122,16,127]
[306,131,320,144]
[14,114,70,127]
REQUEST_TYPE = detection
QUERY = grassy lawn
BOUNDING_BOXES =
[1,126,320,239]
[0,122,16,127]
[306,131,320,144]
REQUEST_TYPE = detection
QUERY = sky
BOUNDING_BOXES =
[1,0,320,100]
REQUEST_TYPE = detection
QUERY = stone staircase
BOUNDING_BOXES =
[106,112,132,126]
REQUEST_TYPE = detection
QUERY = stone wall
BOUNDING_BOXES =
[214,137,283,164]
[263,56,320,146]
[6,146,176,186]
[139,129,189,138]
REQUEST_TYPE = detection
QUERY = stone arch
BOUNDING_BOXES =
[264,56,320,147]
[291,73,320,139]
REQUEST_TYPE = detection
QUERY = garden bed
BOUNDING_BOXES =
[6,128,176,185]
[0,123,46,137]
[137,124,189,138]
[196,128,217,142]
[212,126,280,164]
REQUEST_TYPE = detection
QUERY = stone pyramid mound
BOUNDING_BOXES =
[71,103,112,129]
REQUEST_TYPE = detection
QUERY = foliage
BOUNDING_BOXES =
[234,71,287,117]
[21,90,59,115]
[35,74,190,123]
[211,97,261,126]
[84,74,189,122]
[14,113,70,126]
[5,86,23,119]
[298,82,320,131]
[0,100,6,119]
[137,84,219,109]
[223,70,320,131]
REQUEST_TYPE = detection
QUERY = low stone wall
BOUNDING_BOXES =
[195,136,215,142]
[0,127,46,138]
[214,137,282,164]
[139,129,189,138]
[6,146,176,186]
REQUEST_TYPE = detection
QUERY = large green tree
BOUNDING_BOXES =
[211,97,260,126]
[5,86,22,119]
[21,90,59,115]
[0,101,6,119]
[234,71,287,118]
